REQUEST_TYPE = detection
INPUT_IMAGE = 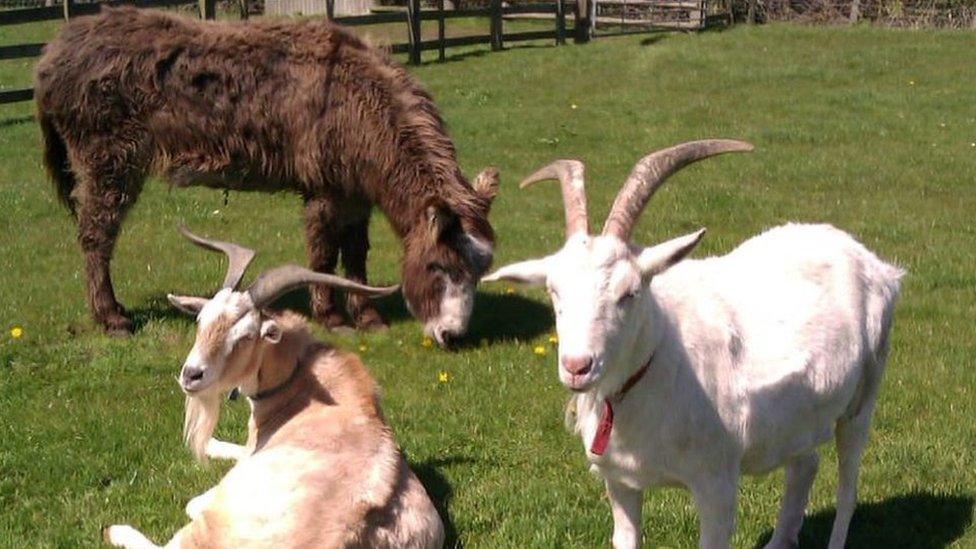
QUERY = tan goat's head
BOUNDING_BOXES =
[484,140,753,394]
[167,227,397,458]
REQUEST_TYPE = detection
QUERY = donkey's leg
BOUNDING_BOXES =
[75,156,146,335]
[304,195,348,329]
[765,452,819,549]
[340,215,387,330]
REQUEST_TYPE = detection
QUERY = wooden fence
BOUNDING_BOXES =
[0,0,576,104]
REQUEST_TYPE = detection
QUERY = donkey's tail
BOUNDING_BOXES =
[39,111,77,216]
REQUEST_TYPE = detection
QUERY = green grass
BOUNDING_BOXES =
[2,20,976,548]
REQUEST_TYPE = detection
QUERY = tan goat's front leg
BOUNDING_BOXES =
[606,478,643,549]
[205,438,247,461]
[103,524,184,549]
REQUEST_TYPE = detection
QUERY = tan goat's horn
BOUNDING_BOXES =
[179,225,257,290]
[602,140,754,239]
[520,159,589,238]
[247,264,399,309]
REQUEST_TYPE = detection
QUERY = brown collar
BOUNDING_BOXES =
[249,359,301,401]
[589,353,653,456]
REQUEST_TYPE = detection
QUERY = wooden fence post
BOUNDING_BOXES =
[490,0,503,51]
[574,0,592,42]
[437,0,446,61]
[556,0,566,45]
[407,0,422,65]
[62,0,72,20]
[326,0,335,20]
[199,0,216,19]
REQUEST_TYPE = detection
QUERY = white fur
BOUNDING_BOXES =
[425,275,474,346]
[487,223,903,549]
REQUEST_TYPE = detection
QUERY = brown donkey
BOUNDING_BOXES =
[35,7,498,344]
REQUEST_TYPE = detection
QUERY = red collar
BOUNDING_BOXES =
[589,354,653,456]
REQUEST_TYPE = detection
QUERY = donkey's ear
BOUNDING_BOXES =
[482,257,549,287]
[425,199,460,243]
[473,166,500,206]
[636,229,706,279]
[167,294,208,316]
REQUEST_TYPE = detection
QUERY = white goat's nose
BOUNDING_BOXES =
[561,356,593,376]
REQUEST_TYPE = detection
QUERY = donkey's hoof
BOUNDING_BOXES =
[103,314,134,336]
[354,309,389,332]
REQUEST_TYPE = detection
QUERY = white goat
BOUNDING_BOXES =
[484,140,903,549]
[104,227,445,549]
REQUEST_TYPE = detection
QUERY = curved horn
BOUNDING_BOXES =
[602,140,754,239]
[520,159,588,238]
[179,225,256,290]
[247,264,399,309]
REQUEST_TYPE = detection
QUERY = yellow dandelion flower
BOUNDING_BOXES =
[358,344,368,353]
[505,287,516,295]
[548,334,558,344]
[438,370,451,383]
[533,345,547,356]
[422,337,435,348]
[571,103,578,110]
[10,326,23,339]
[909,80,915,85]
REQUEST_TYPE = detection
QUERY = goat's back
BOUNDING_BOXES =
[654,223,903,472]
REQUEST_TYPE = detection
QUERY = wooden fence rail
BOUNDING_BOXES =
[0,0,573,105]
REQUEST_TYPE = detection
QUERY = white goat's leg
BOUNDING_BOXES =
[765,452,819,549]
[205,438,247,461]
[185,486,217,520]
[606,479,643,549]
[103,525,183,549]
[828,411,874,549]
[691,475,738,549]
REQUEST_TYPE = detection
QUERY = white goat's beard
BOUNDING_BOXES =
[184,393,221,461]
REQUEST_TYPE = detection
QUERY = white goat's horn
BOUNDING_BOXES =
[520,159,589,238]
[247,264,399,309]
[179,225,256,290]
[602,140,754,239]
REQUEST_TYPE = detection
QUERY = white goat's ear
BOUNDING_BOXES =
[168,294,208,316]
[636,228,706,279]
[260,319,282,343]
[482,257,549,287]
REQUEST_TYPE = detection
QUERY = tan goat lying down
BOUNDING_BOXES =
[104,227,444,548]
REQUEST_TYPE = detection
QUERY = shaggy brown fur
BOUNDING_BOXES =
[35,7,497,335]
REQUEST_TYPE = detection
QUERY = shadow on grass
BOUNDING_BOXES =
[411,455,476,548]
[753,491,974,548]
[0,115,34,129]
[426,42,553,65]
[459,291,553,348]
[130,295,196,331]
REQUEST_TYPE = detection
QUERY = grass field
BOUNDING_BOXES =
[1,16,975,548]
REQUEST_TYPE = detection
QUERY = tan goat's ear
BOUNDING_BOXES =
[168,294,208,316]
[473,166,500,205]
[425,199,459,243]
[636,229,706,279]
[260,319,282,343]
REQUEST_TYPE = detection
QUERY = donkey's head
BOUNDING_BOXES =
[402,167,499,347]
[167,227,397,458]
[485,140,752,394]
